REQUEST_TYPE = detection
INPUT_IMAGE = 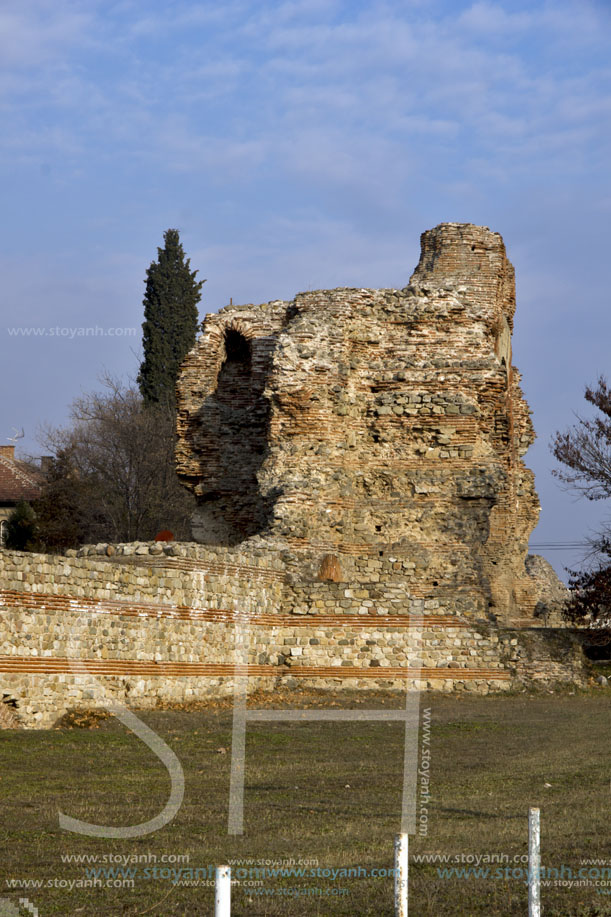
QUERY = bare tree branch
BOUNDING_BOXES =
[35,379,194,549]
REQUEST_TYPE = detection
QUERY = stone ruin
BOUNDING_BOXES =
[1,222,584,730]
[176,222,560,626]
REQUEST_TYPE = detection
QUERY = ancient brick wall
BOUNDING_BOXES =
[0,222,584,729]
[177,223,542,625]
[0,543,585,728]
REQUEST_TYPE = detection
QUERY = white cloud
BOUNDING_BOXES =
[0,0,608,198]
[0,2,95,69]
[153,116,270,177]
[457,2,535,34]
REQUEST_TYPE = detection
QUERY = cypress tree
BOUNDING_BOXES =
[138,229,204,407]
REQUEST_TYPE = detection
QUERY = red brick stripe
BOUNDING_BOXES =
[285,666,510,680]
[281,539,474,555]
[0,590,470,628]
[101,556,287,583]
[0,655,510,680]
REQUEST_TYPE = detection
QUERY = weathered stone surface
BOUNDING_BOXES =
[0,222,587,729]
[177,223,544,625]
[0,699,19,728]
[0,541,588,728]
[525,554,568,626]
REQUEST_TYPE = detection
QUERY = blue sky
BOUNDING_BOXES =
[2,0,610,576]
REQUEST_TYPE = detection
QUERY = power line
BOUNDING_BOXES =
[529,543,590,550]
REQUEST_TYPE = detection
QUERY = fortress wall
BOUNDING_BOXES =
[0,544,585,728]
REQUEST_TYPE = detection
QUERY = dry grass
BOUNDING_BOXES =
[1,687,610,915]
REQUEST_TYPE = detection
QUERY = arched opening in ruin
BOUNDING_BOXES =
[224,327,251,365]
[192,325,273,545]
[215,329,253,405]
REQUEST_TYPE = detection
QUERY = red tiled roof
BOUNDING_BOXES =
[0,456,42,504]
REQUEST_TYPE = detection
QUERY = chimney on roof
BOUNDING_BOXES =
[0,445,15,460]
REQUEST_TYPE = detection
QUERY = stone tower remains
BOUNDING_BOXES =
[176,222,547,625]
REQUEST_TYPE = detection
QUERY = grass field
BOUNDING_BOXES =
[1,686,610,916]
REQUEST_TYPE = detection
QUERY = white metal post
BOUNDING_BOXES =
[215,865,231,917]
[528,808,541,917]
[394,832,408,917]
